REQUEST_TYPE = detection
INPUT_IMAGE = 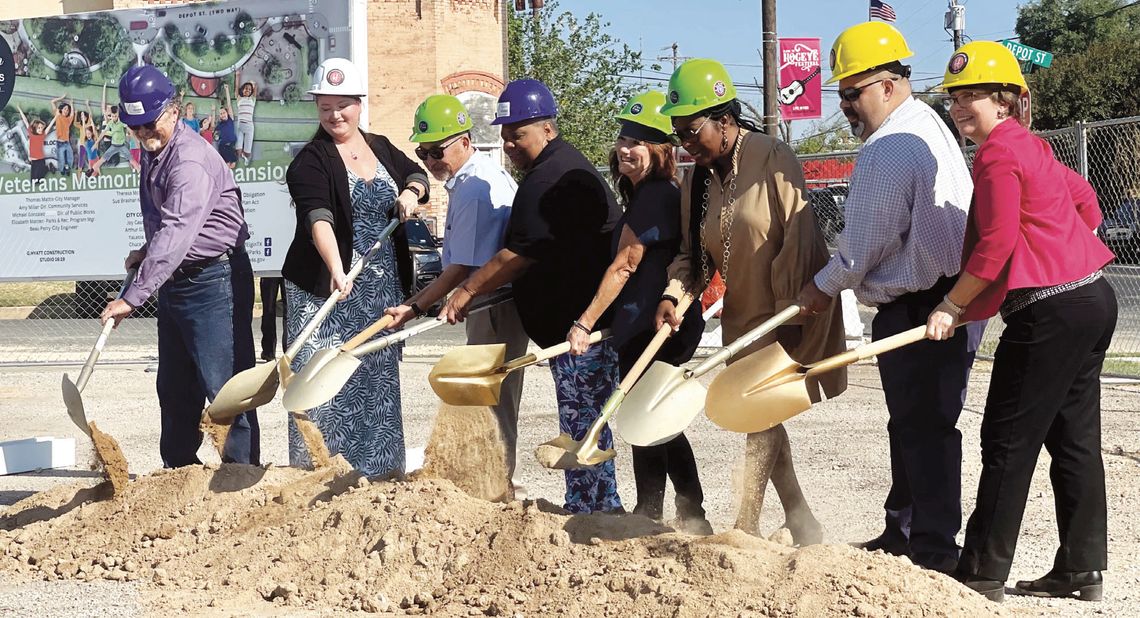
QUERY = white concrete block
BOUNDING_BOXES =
[0,437,77,475]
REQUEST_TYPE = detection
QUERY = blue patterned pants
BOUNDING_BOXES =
[549,340,623,513]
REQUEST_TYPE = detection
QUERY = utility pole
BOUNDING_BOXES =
[657,43,690,72]
[947,0,966,50]
[761,0,778,136]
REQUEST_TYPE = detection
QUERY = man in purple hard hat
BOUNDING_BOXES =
[442,78,624,514]
[100,65,260,467]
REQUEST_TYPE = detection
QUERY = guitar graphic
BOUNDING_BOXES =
[778,67,821,106]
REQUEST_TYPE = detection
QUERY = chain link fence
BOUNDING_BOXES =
[801,116,1140,377]
[3,117,1140,374]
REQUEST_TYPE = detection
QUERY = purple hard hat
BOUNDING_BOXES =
[491,79,557,125]
[118,65,176,125]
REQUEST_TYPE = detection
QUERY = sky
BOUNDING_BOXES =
[558,0,1025,140]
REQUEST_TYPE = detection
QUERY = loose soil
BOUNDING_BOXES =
[421,404,510,502]
[87,422,128,497]
[0,459,1007,616]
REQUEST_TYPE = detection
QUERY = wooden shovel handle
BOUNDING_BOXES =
[76,267,137,392]
[805,325,928,377]
[342,315,396,353]
[617,296,694,392]
[523,328,612,365]
[282,219,399,361]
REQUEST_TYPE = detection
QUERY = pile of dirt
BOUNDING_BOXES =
[0,460,1006,616]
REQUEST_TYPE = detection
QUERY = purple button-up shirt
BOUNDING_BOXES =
[123,121,249,307]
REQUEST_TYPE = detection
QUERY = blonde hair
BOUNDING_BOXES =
[990,89,1020,119]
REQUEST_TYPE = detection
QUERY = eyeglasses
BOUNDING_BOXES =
[414,135,464,161]
[837,78,896,103]
[946,90,993,107]
[671,115,712,143]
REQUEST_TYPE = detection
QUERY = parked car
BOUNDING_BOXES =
[1099,198,1139,263]
[402,217,443,303]
[808,185,848,244]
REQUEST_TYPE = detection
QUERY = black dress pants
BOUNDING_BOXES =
[957,277,1116,581]
[873,277,977,563]
[259,276,286,359]
[618,332,706,521]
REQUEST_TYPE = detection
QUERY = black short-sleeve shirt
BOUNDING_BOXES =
[505,137,622,347]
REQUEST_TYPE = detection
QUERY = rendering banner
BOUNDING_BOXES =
[0,0,355,280]
[777,37,822,121]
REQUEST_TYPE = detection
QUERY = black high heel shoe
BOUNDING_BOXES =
[956,574,1006,602]
[1014,570,1103,601]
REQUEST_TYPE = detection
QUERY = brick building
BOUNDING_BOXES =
[1,0,510,235]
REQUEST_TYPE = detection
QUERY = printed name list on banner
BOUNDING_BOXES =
[0,0,356,280]
[777,38,822,121]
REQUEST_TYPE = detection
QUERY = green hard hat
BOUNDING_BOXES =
[616,90,673,136]
[659,58,738,117]
[410,94,473,143]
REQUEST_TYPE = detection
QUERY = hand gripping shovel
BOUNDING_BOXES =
[207,219,400,422]
[535,296,695,470]
[429,329,611,406]
[282,292,512,412]
[612,304,802,447]
[705,324,929,433]
[62,268,138,436]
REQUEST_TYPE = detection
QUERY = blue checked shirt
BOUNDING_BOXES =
[814,97,973,306]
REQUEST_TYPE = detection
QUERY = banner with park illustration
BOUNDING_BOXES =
[0,0,356,280]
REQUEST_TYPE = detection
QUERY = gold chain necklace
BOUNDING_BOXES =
[698,129,746,287]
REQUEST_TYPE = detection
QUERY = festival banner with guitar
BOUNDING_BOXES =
[777,38,821,121]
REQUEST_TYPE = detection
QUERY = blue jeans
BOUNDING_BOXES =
[156,251,259,467]
[56,140,74,174]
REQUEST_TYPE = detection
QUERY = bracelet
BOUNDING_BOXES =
[571,320,591,334]
[941,294,966,316]
[660,294,679,308]
[410,301,425,317]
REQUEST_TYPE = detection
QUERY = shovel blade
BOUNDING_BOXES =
[705,342,812,433]
[427,344,508,406]
[61,374,92,437]
[282,348,362,411]
[534,433,616,470]
[611,361,706,447]
[207,362,280,422]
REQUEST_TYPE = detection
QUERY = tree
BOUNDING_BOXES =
[508,0,643,165]
[40,18,76,56]
[282,82,300,104]
[261,56,288,85]
[76,18,123,63]
[190,35,210,58]
[213,33,233,56]
[236,34,254,55]
[1016,0,1140,128]
[792,116,860,155]
[233,11,256,35]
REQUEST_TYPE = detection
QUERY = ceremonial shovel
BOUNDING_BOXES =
[281,292,512,412]
[62,268,137,436]
[611,304,802,447]
[535,296,694,470]
[705,324,929,433]
[428,329,611,406]
[207,219,399,422]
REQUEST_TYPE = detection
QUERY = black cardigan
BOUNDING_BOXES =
[281,130,430,297]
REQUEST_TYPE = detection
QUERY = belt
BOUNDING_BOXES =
[171,247,243,281]
[1000,270,1103,319]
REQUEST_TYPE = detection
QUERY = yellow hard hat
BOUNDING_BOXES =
[827,21,914,84]
[941,41,1029,93]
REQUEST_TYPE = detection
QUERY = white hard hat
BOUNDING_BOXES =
[307,58,367,97]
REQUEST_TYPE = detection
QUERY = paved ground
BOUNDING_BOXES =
[0,331,1138,615]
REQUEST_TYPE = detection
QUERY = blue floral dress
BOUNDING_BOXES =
[284,162,405,477]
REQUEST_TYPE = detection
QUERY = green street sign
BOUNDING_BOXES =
[1001,40,1053,68]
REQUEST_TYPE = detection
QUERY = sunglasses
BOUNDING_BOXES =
[671,114,713,143]
[837,78,897,103]
[414,135,464,161]
[127,107,171,132]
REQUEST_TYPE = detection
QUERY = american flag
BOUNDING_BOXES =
[870,0,897,22]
